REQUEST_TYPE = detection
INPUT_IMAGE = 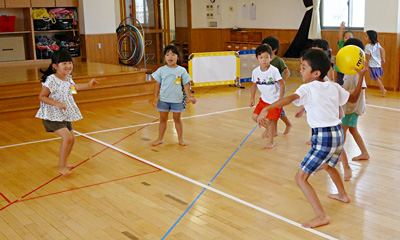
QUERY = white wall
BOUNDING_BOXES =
[191,0,305,29]
[364,0,399,33]
[80,0,119,34]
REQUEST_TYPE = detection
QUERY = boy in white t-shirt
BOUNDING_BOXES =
[257,49,366,228]
[250,45,285,149]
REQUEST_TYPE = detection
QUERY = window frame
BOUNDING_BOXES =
[320,0,364,31]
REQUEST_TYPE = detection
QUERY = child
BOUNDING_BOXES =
[36,49,99,175]
[261,36,293,135]
[335,22,354,85]
[365,30,386,96]
[257,49,366,228]
[151,45,196,146]
[297,39,342,145]
[339,38,370,181]
[250,45,284,149]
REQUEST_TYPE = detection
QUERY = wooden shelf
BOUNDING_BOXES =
[34,29,79,33]
[0,31,31,35]
[0,2,80,63]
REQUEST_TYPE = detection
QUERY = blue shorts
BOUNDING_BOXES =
[300,124,344,175]
[341,113,359,127]
[156,100,185,113]
[280,107,286,118]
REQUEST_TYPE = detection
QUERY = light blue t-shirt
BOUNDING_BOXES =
[151,65,191,103]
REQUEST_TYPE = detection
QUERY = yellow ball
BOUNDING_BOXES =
[336,45,365,75]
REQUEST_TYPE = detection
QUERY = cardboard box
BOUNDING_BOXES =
[0,36,26,62]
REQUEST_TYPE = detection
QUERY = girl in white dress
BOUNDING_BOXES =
[36,49,98,175]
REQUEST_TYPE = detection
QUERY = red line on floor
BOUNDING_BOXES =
[0,193,11,203]
[20,169,161,202]
[0,118,160,211]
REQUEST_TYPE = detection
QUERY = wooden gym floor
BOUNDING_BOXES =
[0,76,399,240]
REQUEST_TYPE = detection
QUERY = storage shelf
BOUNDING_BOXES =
[34,29,78,33]
[0,31,31,35]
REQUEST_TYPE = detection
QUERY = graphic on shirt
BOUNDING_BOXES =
[174,75,182,85]
[70,84,77,94]
[256,77,276,85]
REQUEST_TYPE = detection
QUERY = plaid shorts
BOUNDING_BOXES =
[300,124,344,174]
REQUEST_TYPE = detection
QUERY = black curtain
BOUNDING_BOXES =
[283,0,313,58]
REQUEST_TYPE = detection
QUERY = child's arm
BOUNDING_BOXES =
[75,79,99,91]
[282,68,291,82]
[347,67,367,103]
[250,83,257,107]
[257,94,300,125]
[278,79,285,99]
[152,81,161,107]
[338,21,345,42]
[380,46,386,64]
[38,86,66,110]
[183,83,196,104]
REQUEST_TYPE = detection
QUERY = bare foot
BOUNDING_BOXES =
[59,168,73,175]
[66,163,75,169]
[343,167,352,181]
[352,154,370,161]
[179,139,188,146]
[152,139,164,146]
[328,193,350,203]
[381,89,387,97]
[302,215,330,228]
[306,140,311,145]
[262,129,269,139]
[265,142,276,149]
[283,124,293,135]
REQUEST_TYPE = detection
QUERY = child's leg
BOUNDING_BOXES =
[55,128,75,175]
[279,108,292,135]
[265,119,276,149]
[340,125,352,181]
[349,124,370,160]
[253,113,269,139]
[172,112,187,146]
[324,165,350,203]
[152,111,169,146]
[294,169,329,228]
[66,130,75,169]
[375,78,387,96]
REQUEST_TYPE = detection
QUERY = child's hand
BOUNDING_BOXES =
[249,99,255,107]
[295,108,305,118]
[152,98,158,107]
[89,80,99,87]
[257,111,268,126]
[354,63,368,77]
[382,59,385,64]
[188,97,196,104]
[55,102,67,110]
[340,21,345,29]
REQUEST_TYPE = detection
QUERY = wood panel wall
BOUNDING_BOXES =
[190,29,400,91]
[83,34,119,64]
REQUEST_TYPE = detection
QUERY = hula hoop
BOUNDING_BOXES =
[116,24,145,66]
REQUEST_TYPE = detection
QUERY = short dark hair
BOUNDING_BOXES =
[255,44,272,58]
[164,44,182,65]
[366,30,379,44]
[261,36,280,54]
[301,49,331,79]
[343,38,364,49]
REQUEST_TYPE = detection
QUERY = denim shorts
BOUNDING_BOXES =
[156,100,185,113]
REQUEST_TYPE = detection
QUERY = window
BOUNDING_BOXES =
[321,0,365,29]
